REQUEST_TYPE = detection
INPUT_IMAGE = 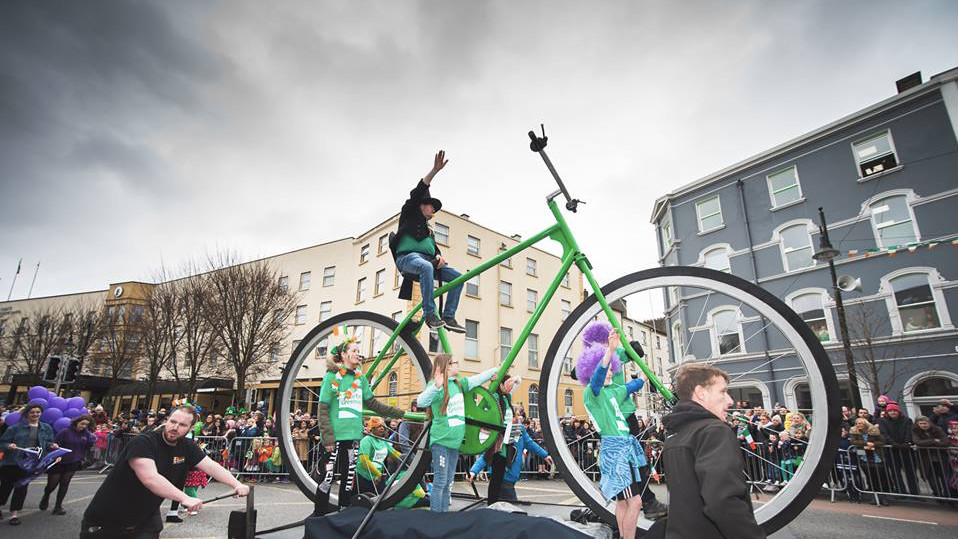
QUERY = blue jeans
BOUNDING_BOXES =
[430,444,459,512]
[395,252,463,319]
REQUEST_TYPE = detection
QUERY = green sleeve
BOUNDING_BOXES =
[459,376,470,392]
[319,376,333,405]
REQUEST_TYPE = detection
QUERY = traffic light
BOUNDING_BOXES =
[63,358,81,384]
[43,355,62,382]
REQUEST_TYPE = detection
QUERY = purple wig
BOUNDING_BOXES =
[581,321,613,347]
[575,343,621,387]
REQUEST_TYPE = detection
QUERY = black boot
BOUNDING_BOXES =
[39,492,51,511]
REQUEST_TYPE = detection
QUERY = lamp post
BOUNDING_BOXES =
[812,207,863,411]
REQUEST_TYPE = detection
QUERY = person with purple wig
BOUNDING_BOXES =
[578,327,646,539]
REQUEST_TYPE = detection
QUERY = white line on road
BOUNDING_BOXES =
[862,514,939,526]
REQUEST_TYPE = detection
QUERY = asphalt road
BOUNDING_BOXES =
[2,471,956,538]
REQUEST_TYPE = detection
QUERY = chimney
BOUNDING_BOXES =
[511,234,522,241]
[895,72,922,94]
[460,213,470,220]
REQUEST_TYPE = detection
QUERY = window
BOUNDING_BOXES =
[527,289,538,312]
[767,166,803,208]
[669,286,679,306]
[360,244,370,264]
[702,246,731,273]
[434,223,449,245]
[375,269,386,296]
[562,354,573,374]
[465,274,479,297]
[910,375,958,417]
[278,275,289,290]
[712,309,743,356]
[891,273,941,332]
[870,195,918,248]
[378,234,389,255]
[695,195,723,233]
[392,311,403,352]
[320,301,332,322]
[323,266,335,287]
[779,223,814,272]
[295,305,307,325]
[661,220,673,248]
[791,292,830,342]
[671,321,683,362]
[499,281,512,306]
[564,389,574,416]
[131,306,144,323]
[528,384,539,420]
[299,271,311,291]
[499,327,512,361]
[467,235,480,256]
[561,273,571,288]
[394,268,401,288]
[526,258,537,277]
[528,333,539,368]
[656,336,661,349]
[429,330,439,353]
[388,373,398,397]
[853,131,898,178]
[561,300,571,320]
[317,338,329,357]
[274,309,284,323]
[269,342,281,362]
[465,320,479,359]
[499,245,512,268]
[356,278,367,303]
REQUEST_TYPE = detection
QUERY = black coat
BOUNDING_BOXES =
[395,180,442,256]
[661,401,765,539]
[878,414,913,448]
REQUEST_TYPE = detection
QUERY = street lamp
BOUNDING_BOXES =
[813,207,863,411]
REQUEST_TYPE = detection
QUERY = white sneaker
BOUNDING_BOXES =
[189,511,198,516]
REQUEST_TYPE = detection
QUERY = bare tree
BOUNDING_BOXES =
[5,305,73,377]
[140,279,183,407]
[846,301,911,404]
[99,302,146,384]
[168,270,218,399]
[203,252,297,405]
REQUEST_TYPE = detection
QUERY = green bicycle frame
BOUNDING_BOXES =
[365,198,675,402]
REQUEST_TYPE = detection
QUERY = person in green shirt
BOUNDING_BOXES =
[416,354,497,512]
[315,337,405,515]
[356,417,401,495]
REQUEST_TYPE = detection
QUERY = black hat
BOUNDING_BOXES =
[419,197,442,212]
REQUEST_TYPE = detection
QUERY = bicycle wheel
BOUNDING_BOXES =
[539,266,840,535]
[276,311,433,509]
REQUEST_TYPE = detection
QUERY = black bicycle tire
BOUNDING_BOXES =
[538,266,841,535]
[276,311,434,509]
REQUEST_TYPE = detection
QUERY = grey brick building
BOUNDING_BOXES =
[650,67,958,418]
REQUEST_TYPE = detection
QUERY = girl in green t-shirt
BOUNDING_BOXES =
[315,337,404,515]
[416,354,497,512]
[356,416,401,494]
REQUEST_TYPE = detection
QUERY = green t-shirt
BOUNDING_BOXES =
[428,377,471,450]
[319,369,372,441]
[583,383,630,437]
[357,435,395,480]
[396,234,436,257]
[613,346,636,415]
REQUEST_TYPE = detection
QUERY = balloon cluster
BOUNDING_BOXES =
[5,386,90,433]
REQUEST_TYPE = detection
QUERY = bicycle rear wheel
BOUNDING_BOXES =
[276,311,433,509]
[539,266,841,535]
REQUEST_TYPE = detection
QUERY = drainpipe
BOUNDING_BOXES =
[737,179,780,405]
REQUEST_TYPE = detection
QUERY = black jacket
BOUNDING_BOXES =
[878,414,913,448]
[394,180,442,257]
[661,401,765,539]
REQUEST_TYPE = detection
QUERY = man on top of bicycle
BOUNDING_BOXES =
[393,150,466,333]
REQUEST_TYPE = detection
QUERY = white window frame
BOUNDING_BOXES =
[561,273,571,288]
[465,319,479,359]
[852,130,899,179]
[879,267,953,335]
[467,235,481,256]
[527,289,538,313]
[499,245,512,268]
[863,189,921,249]
[499,327,513,361]
[528,384,539,420]
[671,320,684,363]
[699,243,732,273]
[785,288,836,344]
[378,234,389,255]
[773,220,816,273]
[295,305,307,325]
[528,333,539,369]
[766,165,804,209]
[708,306,745,357]
[278,275,289,291]
[374,269,386,296]
[434,223,450,246]
[360,244,370,265]
[356,278,367,303]
[564,388,574,416]
[560,299,571,320]
[465,273,479,297]
[319,301,332,322]
[322,266,335,287]
[695,195,724,233]
[500,281,512,307]
[299,271,311,291]
[526,257,537,277]
[388,372,398,397]
[661,219,673,249]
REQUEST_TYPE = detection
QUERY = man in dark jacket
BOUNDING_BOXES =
[878,403,919,495]
[393,150,465,333]
[930,399,958,431]
[661,363,764,539]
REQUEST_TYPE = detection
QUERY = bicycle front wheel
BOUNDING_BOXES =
[538,266,841,535]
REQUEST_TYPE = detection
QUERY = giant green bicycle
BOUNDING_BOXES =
[277,128,840,535]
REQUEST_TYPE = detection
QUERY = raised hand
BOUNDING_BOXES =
[423,150,448,184]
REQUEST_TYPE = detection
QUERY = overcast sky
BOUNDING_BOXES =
[2,1,957,319]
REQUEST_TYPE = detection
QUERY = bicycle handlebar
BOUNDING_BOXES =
[528,125,583,213]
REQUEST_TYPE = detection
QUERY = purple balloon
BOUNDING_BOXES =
[28,397,49,409]
[4,412,22,425]
[53,417,73,432]
[41,407,63,424]
[51,397,69,410]
[28,386,49,400]
[67,397,86,409]
[47,391,57,401]
[79,407,89,415]
[64,408,83,419]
